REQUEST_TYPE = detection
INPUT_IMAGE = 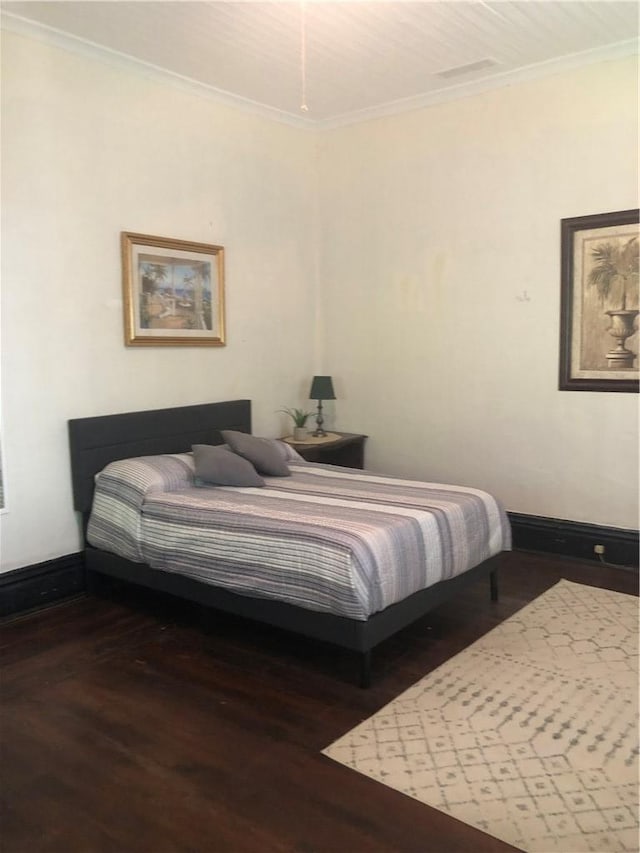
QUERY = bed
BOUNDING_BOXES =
[69,399,510,686]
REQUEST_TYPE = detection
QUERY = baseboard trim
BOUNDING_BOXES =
[0,554,86,617]
[508,513,639,569]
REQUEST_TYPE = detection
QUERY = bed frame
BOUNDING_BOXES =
[68,399,500,686]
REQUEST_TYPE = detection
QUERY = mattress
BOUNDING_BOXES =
[87,453,511,620]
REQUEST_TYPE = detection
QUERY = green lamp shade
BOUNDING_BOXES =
[309,376,336,400]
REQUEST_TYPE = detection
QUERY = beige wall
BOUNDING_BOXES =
[1,29,638,573]
[317,57,639,529]
[0,30,318,570]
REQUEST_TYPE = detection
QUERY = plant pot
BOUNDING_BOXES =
[293,427,308,441]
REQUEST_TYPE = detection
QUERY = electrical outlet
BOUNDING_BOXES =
[594,544,605,555]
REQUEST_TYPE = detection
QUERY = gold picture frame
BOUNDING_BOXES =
[121,232,225,347]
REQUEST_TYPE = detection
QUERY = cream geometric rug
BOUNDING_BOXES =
[323,581,639,853]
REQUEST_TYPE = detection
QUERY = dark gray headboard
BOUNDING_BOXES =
[68,399,251,513]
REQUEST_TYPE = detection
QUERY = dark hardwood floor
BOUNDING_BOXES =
[1,551,637,853]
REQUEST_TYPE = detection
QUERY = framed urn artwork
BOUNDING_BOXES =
[559,209,639,393]
[122,232,226,347]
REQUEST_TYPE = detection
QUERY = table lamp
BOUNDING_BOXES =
[309,375,335,437]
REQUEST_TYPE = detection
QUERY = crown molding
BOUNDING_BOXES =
[2,10,638,132]
[319,37,640,130]
[0,11,316,130]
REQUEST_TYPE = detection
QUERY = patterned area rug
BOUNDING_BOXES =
[323,581,639,853]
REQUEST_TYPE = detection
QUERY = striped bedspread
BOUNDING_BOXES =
[88,454,511,620]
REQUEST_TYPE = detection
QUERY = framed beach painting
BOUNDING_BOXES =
[122,232,225,346]
[559,209,639,393]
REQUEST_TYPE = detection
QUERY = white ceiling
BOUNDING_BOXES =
[2,1,638,128]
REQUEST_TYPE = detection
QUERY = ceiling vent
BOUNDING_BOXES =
[436,58,498,79]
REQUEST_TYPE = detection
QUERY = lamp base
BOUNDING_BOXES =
[313,400,326,437]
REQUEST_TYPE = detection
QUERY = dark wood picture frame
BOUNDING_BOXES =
[559,209,639,393]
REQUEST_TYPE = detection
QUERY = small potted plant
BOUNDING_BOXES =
[279,407,313,441]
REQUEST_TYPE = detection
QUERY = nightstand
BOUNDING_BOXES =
[285,432,367,469]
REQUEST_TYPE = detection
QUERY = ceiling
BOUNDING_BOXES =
[2,1,638,128]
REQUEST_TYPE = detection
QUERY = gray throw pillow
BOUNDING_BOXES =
[192,444,265,487]
[220,430,291,477]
